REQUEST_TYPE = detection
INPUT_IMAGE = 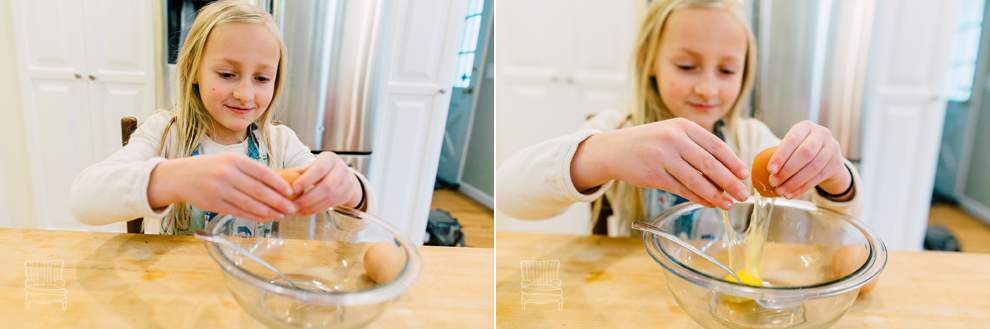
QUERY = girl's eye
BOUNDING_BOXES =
[720,69,736,75]
[218,72,235,79]
[677,65,695,71]
[256,76,271,83]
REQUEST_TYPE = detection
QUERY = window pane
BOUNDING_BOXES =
[944,0,985,102]
[451,0,486,87]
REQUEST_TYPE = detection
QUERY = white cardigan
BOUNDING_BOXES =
[496,105,863,236]
[69,111,378,234]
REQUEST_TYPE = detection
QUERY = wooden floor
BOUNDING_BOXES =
[430,189,494,248]
[927,204,990,254]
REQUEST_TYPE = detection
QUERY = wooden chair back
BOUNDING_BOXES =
[122,117,143,234]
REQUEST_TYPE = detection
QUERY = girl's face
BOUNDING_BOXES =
[195,23,280,144]
[654,8,747,132]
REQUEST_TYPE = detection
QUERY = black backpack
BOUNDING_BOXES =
[425,209,467,247]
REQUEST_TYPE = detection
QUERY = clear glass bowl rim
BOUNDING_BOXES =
[642,198,887,301]
[203,206,423,306]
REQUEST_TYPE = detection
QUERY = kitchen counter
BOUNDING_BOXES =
[0,228,494,328]
[496,231,990,328]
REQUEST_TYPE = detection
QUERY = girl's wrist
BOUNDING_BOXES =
[349,174,367,211]
[816,164,854,201]
[148,160,179,209]
[570,133,613,192]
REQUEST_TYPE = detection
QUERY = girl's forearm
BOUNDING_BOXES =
[570,133,614,192]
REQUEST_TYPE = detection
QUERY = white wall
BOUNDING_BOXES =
[0,0,37,229]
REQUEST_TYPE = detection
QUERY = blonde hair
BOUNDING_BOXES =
[610,0,758,228]
[154,0,288,235]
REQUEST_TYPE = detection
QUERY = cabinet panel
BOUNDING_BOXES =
[83,0,151,82]
[15,0,86,78]
[29,79,94,230]
[387,0,458,87]
[494,82,558,165]
[90,83,150,159]
[373,94,436,239]
[572,0,636,84]
[496,0,568,80]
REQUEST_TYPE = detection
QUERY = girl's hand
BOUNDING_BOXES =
[148,153,298,222]
[766,120,852,199]
[571,117,750,210]
[284,152,364,216]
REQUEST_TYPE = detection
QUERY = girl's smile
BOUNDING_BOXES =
[687,102,720,111]
[225,104,254,115]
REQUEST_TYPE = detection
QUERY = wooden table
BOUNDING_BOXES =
[496,231,990,328]
[0,228,494,328]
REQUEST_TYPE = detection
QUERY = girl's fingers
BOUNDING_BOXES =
[654,170,717,208]
[297,177,351,216]
[684,124,750,179]
[771,131,824,186]
[768,122,812,176]
[225,187,283,221]
[234,156,295,197]
[667,159,734,210]
[230,170,296,216]
[680,141,750,202]
[294,173,339,214]
[775,143,833,196]
[216,196,274,223]
[292,154,336,194]
[786,154,843,199]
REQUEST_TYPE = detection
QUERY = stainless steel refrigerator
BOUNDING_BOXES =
[279,0,390,176]
[162,0,390,175]
[745,0,876,162]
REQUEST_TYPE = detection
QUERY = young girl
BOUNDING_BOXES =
[497,0,861,236]
[70,0,375,236]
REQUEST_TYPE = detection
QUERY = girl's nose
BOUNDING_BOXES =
[232,78,254,103]
[694,71,718,100]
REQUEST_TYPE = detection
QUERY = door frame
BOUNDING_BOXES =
[454,0,494,186]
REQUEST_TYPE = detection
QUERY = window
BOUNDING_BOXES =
[452,0,486,88]
[944,0,985,102]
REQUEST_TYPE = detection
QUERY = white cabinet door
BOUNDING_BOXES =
[10,0,153,232]
[570,0,636,118]
[83,0,156,163]
[859,0,959,251]
[369,0,467,244]
[10,0,97,231]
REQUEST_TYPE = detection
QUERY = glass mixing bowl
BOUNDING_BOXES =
[643,198,886,329]
[202,207,422,329]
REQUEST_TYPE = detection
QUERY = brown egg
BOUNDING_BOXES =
[752,146,781,198]
[831,244,879,294]
[275,169,303,201]
[364,241,406,284]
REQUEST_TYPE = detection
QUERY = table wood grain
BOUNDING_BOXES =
[0,228,494,328]
[496,231,990,328]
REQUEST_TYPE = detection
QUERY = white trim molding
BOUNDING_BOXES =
[958,195,990,228]
[457,182,493,210]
